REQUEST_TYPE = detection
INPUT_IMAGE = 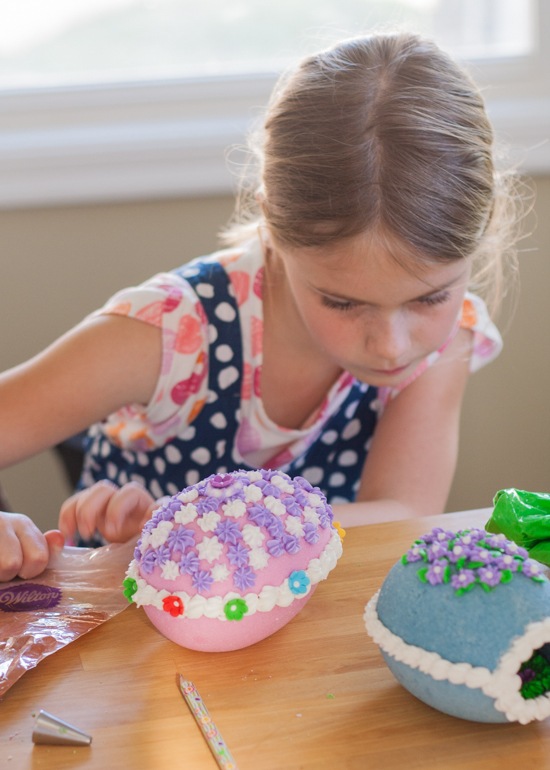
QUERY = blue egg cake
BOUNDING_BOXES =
[364,527,550,723]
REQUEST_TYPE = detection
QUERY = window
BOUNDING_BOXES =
[0,0,546,207]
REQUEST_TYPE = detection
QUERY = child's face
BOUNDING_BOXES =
[277,230,472,387]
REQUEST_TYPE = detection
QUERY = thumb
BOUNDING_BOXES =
[44,529,65,558]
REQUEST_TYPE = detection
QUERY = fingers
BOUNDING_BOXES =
[0,513,49,582]
[44,529,65,565]
[102,483,156,542]
[59,480,118,540]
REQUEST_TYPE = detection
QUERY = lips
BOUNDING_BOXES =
[369,364,410,377]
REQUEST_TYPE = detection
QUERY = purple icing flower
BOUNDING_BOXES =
[294,476,313,492]
[256,480,281,498]
[266,515,285,539]
[152,506,174,522]
[134,546,142,562]
[155,544,172,566]
[427,541,449,561]
[227,542,250,567]
[522,559,544,578]
[142,520,156,534]
[179,552,200,575]
[477,566,502,587]
[505,542,529,559]
[451,568,476,590]
[215,520,243,545]
[195,497,220,516]
[210,474,234,488]
[447,543,472,563]
[233,566,257,591]
[283,534,301,555]
[304,522,320,545]
[141,548,157,575]
[406,546,425,563]
[267,539,285,557]
[294,491,310,508]
[283,497,302,517]
[318,510,332,529]
[166,526,195,552]
[192,570,214,594]
[485,534,508,549]
[424,527,455,544]
[167,499,183,514]
[426,559,448,585]
[248,505,271,527]
[495,554,520,572]
[469,546,492,564]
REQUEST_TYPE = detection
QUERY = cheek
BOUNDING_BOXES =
[413,302,463,349]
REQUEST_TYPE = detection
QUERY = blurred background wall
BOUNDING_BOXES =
[0,177,548,531]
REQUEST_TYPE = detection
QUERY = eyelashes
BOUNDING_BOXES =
[320,295,357,312]
[320,290,452,312]
[415,291,451,307]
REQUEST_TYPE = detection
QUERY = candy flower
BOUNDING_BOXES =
[163,595,184,617]
[224,597,249,621]
[289,570,310,594]
[333,521,346,542]
[123,577,138,602]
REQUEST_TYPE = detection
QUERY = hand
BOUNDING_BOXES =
[0,512,64,582]
[59,480,157,544]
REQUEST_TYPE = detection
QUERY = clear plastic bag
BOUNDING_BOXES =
[0,537,136,698]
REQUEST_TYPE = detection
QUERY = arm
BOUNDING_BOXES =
[333,328,472,528]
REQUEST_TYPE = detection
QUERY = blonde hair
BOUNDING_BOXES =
[222,33,522,314]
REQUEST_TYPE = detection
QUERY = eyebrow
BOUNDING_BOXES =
[311,269,468,305]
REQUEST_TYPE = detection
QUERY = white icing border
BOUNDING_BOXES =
[364,591,550,724]
[126,528,342,622]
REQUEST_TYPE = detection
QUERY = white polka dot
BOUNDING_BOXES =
[191,447,211,465]
[294,455,306,469]
[130,474,146,487]
[329,472,346,487]
[331,496,350,504]
[166,482,180,496]
[320,430,338,445]
[185,470,200,486]
[231,445,242,464]
[107,462,118,480]
[196,282,214,298]
[206,390,218,404]
[327,452,336,463]
[227,283,236,298]
[181,425,196,441]
[150,479,164,499]
[360,382,369,392]
[345,400,360,419]
[208,324,218,344]
[338,450,358,467]
[215,344,234,362]
[216,440,226,458]
[216,466,228,474]
[210,412,228,429]
[137,452,149,467]
[342,418,361,440]
[215,302,236,322]
[352,479,361,493]
[183,267,200,277]
[364,437,373,452]
[118,471,128,485]
[302,467,324,485]
[218,366,239,390]
[122,450,135,465]
[235,408,242,423]
[154,456,166,475]
[165,444,182,464]
[100,440,111,458]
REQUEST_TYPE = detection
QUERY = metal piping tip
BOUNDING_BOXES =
[32,710,92,746]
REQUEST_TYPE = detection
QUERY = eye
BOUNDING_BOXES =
[321,295,357,312]
[415,291,451,308]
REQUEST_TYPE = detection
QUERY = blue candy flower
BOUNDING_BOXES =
[289,570,310,594]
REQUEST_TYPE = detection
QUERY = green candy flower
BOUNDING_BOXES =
[123,577,138,603]
[224,597,248,621]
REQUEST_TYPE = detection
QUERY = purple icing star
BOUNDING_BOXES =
[426,559,447,585]
[167,498,183,514]
[266,515,285,539]
[294,477,313,491]
[153,506,174,522]
[227,542,249,567]
[450,568,476,590]
[179,552,200,575]
[248,505,271,527]
[303,522,320,545]
[215,520,243,545]
[318,510,332,529]
[155,544,171,566]
[294,491,310,508]
[477,566,502,587]
[255,480,281,498]
[267,539,285,557]
[283,497,302,517]
[134,546,142,562]
[141,548,157,575]
[195,497,220,516]
[166,526,195,552]
[233,566,257,591]
[192,570,214,594]
[283,534,301,555]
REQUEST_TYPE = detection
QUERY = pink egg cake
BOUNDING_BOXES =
[123,469,344,651]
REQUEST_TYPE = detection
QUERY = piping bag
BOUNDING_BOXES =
[0,537,137,699]
[486,488,550,565]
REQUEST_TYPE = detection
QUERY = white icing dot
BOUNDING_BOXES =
[137,452,149,467]
[154,456,166,475]
[214,302,237,322]
[165,444,182,464]
[320,430,338,445]
[150,479,164,499]
[100,440,111,458]
[216,440,226,458]
[107,462,118,480]
[215,344,234,363]
[180,425,196,441]
[218,366,239,390]
[185,470,200,486]
[345,400,359,419]
[338,450,358,467]
[301,466,324,485]
[196,282,214,298]
[341,418,361,440]
[210,412,228,429]
[208,324,218,343]
[191,447,211,465]
[328,472,346,487]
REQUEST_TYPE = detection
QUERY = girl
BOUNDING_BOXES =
[0,33,513,582]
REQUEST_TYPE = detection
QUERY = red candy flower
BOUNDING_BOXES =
[163,596,184,617]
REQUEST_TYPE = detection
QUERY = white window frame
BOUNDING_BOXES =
[0,0,547,209]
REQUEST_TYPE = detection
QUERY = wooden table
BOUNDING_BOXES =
[3,509,550,770]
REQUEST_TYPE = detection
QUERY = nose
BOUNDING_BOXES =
[365,312,411,366]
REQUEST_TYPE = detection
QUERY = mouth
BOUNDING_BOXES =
[368,364,411,377]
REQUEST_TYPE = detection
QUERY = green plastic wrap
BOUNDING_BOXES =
[486,489,550,565]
